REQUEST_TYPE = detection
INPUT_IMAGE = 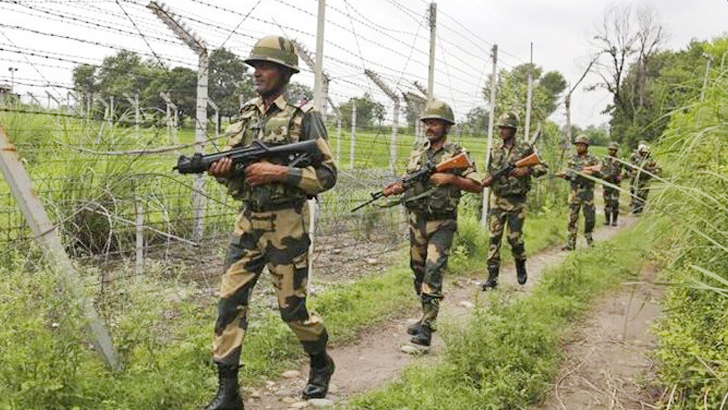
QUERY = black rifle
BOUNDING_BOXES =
[173,140,322,174]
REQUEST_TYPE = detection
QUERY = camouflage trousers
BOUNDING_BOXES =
[630,178,650,214]
[487,195,527,270]
[603,184,620,216]
[212,205,327,365]
[567,187,595,247]
[408,212,456,330]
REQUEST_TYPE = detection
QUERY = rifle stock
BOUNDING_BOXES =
[435,152,471,172]
[485,152,543,183]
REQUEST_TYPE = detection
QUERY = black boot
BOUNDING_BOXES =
[604,211,611,225]
[407,321,423,336]
[516,259,527,285]
[203,363,244,410]
[481,265,499,291]
[410,324,432,347]
[302,353,335,400]
[611,211,618,226]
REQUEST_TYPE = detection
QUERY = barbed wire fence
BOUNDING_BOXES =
[0,0,550,364]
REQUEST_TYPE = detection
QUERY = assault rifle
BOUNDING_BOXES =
[351,152,472,212]
[482,152,543,186]
[173,140,322,174]
[555,164,602,180]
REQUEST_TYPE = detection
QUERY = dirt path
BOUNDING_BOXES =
[540,263,663,410]
[246,216,638,409]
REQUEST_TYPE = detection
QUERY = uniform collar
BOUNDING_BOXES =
[254,93,289,114]
[426,139,449,154]
[497,139,517,150]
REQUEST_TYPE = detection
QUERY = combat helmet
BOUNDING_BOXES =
[574,135,590,145]
[420,99,455,125]
[608,141,619,150]
[497,111,519,129]
[244,36,300,73]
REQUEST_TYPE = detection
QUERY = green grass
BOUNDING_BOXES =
[642,64,728,408]
[349,220,657,410]
[0,109,574,409]
[0,201,566,410]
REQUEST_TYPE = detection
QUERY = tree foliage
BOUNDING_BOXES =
[71,48,254,122]
[209,48,253,119]
[482,63,566,136]
[461,106,489,136]
[337,93,386,130]
[608,40,708,147]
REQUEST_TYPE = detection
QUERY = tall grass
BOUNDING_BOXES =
[645,64,728,407]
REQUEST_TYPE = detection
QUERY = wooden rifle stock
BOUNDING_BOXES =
[484,152,543,183]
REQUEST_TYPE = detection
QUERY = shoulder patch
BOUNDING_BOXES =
[299,100,315,113]
[241,96,260,110]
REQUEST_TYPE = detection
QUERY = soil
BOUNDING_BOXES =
[244,215,641,410]
[540,264,664,410]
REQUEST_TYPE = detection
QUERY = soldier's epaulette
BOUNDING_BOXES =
[240,97,260,111]
[298,100,315,113]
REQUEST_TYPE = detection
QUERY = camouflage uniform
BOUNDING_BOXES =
[563,151,601,248]
[628,150,660,214]
[403,142,480,330]
[486,142,546,272]
[601,147,623,225]
[213,94,337,365]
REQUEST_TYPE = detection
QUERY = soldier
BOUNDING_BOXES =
[601,141,623,226]
[557,135,602,250]
[481,111,547,290]
[204,36,337,410]
[382,99,482,347]
[628,142,661,214]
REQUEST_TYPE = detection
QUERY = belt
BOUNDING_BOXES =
[244,199,305,213]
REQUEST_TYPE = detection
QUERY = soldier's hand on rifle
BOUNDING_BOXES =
[382,181,405,197]
[555,172,566,179]
[481,175,494,187]
[208,157,233,177]
[245,160,288,186]
[430,173,454,186]
[509,167,531,178]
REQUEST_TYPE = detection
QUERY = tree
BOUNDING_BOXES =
[483,63,566,135]
[461,106,489,136]
[588,4,664,116]
[209,48,253,119]
[72,64,98,94]
[608,40,707,147]
[95,50,162,100]
[337,93,385,130]
[539,71,567,115]
[164,67,197,119]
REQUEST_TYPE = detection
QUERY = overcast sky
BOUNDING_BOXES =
[1,0,727,129]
